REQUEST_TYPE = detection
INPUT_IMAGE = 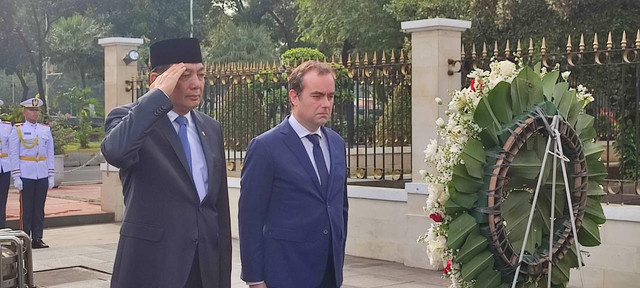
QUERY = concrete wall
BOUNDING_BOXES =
[568,205,640,288]
[227,178,436,269]
[229,177,640,282]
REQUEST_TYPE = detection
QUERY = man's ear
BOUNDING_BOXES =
[288,89,298,107]
[149,72,159,84]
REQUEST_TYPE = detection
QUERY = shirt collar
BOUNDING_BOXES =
[167,110,193,125]
[288,114,322,139]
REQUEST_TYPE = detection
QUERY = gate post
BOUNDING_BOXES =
[401,18,471,269]
[98,37,143,221]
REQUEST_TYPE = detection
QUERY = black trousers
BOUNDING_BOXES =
[0,171,10,228]
[21,178,48,240]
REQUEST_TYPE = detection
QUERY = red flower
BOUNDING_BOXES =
[469,78,483,92]
[443,259,452,275]
[429,213,443,222]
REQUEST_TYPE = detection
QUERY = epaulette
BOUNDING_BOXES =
[2,121,10,124]
[14,123,23,126]
[40,123,49,127]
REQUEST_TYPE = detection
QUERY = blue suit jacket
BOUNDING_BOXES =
[239,116,348,288]
[102,89,232,288]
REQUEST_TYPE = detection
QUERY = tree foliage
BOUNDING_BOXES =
[204,20,279,63]
[296,0,404,58]
[215,0,301,51]
[49,14,107,88]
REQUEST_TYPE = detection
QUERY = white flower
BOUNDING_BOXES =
[451,125,465,135]
[435,97,443,105]
[540,67,548,75]
[424,140,438,160]
[562,71,571,81]
[436,118,445,128]
[498,60,516,75]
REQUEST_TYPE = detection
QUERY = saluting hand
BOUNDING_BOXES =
[149,63,187,98]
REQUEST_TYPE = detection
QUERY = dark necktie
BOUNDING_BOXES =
[175,116,192,171]
[306,134,329,191]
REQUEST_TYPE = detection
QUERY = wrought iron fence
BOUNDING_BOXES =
[127,52,412,184]
[450,31,640,204]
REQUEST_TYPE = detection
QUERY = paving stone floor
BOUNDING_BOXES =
[29,223,451,288]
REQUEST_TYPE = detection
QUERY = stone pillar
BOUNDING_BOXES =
[401,18,471,269]
[98,37,143,221]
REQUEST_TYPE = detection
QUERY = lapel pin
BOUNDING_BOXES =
[201,131,206,136]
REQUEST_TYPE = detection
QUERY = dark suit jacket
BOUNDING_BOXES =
[238,116,348,288]
[101,89,231,288]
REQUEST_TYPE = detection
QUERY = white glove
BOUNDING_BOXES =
[48,176,54,189]
[13,178,23,191]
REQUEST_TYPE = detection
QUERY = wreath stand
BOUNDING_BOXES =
[510,115,585,288]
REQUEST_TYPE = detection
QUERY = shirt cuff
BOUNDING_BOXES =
[247,281,265,286]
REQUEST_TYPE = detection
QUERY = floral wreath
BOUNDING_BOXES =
[420,59,607,287]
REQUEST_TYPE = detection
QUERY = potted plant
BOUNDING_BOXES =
[50,113,74,187]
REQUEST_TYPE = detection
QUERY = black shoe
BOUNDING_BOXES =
[32,239,49,249]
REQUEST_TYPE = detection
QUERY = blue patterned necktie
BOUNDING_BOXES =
[306,133,329,191]
[175,116,192,171]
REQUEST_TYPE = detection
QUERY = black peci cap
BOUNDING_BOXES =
[149,38,203,70]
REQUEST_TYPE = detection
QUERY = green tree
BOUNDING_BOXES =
[48,14,108,88]
[102,0,224,42]
[296,0,404,60]
[0,0,32,100]
[215,0,302,50]
[204,21,279,63]
[281,47,325,65]
[0,0,100,110]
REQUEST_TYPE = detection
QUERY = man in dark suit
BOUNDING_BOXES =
[239,61,349,288]
[101,38,231,288]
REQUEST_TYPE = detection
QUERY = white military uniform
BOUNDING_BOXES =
[10,96,54,244]
[10,122,55,180]
[0,120,12,227]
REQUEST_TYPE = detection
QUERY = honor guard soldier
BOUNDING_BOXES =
[10,95,54,249]
[0,99,12,228]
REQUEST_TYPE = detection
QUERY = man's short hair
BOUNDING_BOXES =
[288,61,334,96]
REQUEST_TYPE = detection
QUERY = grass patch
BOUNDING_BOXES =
[64,141,101,152]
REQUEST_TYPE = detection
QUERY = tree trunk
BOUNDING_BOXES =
[16,72,29,101]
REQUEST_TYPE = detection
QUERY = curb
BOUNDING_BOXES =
[5,212,115,230]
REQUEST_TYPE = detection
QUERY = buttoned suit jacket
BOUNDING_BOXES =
[238,116,348,288]
[101,89,231,288]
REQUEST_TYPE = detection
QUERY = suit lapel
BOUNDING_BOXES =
[157,115,195,183]
[280,118,324,198]
[191,111,215,204]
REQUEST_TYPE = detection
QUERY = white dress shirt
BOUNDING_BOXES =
[167,110,208,202]
[288,115,331,184]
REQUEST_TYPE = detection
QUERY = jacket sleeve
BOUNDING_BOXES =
[9,127,19,179]
[238,137,274,283]
[101,89,173,169]
[214,120,232,287]
[47,127,54,176]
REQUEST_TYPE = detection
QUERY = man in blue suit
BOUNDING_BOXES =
[239,60,349,288]
[102,38,231,288]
